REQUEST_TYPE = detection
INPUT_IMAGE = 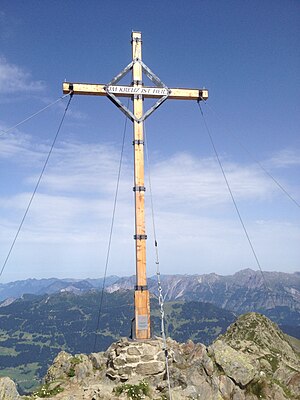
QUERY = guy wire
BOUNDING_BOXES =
[0,93,74,279]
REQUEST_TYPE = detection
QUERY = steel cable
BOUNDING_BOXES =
[197,102,277,309]
[0,93,71,137]
[144,123,172,400]
[93,101,129,352]
[198,97,300,209]
[0,93,73,279]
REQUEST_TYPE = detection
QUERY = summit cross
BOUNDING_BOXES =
[63,31,208,340]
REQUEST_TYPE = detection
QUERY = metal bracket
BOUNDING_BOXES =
[133,140,144,145]
[104,59,170,123]
[133,186,146,192]
[134,285,148,291]
[131,37,142,44]
[134,94,143,101]
[134,234,147,240]
[133,80,143,86]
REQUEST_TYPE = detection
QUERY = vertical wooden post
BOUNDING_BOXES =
[132,31,151,339]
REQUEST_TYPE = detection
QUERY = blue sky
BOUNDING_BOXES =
[0,1,299,282]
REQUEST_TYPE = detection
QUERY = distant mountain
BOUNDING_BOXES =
[1,269,299,338]
[0,276,119,302]
[2,269,299,310]
[106,269,300,335]
[107,268,300,311]
[105,269,300,339]
[0,290,236,393]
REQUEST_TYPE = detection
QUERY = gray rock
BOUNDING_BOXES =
[135,361,165,375]
[232,386,246,400]
[218,375,235,399]
[126,347,141,356]
[209,340,257,386]
[0,377,20,400]
[45,351,73,383]
[89,352,105,369]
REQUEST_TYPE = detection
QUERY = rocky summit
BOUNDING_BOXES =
[1,312,299,399]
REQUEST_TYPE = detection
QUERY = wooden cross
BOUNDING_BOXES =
[63,31,208,340]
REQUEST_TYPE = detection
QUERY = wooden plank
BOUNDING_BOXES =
[63,82,107,96]
[132,31,150,340]
[63,82,209,101]
[134,290,151,339]
[132,34,147,287]
[170,88,209,100]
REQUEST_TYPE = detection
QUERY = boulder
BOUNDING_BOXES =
[209,339,257,386]
[0,377,20,400]
[45,351,73,382]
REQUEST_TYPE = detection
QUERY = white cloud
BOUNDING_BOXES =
[266,148,300,168]
[149,152,276,210]
[0,130,45,163]
[0,57,45,94]
[1,135,279,211]
[0,135,299,280]
[34,140,132,196]
[0,192,128,242]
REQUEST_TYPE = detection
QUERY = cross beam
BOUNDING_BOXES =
[63,31,208,341]
[63,82,208,101]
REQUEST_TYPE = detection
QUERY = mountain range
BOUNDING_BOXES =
[0,276,119,302]
[1,268,299,309]
[1,268,299,337]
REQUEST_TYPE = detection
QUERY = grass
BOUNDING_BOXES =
[67,356,83,377]
[31,383,64,398]
[0,346,19,356]
[246,379,267,399]
[264,354,279,373]
[272,379,295,399]
[0,363,41,394]
[114,380,150,399]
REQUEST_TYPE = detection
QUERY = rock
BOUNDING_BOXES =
[135,361,165,375]
[288,372,300,396]
[0,378,20,400]
[220,312,300,397]
[45,351,73,383]
[209,339,257,386]
[232,387,246,400]
[203,355,214,376]
[218,375,235,399]
[47,382,62,392]
[127,347,141,356]
[196,379,218,399]
[89,352,105,370]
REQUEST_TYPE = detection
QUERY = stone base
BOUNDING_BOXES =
[106,337,167,382]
